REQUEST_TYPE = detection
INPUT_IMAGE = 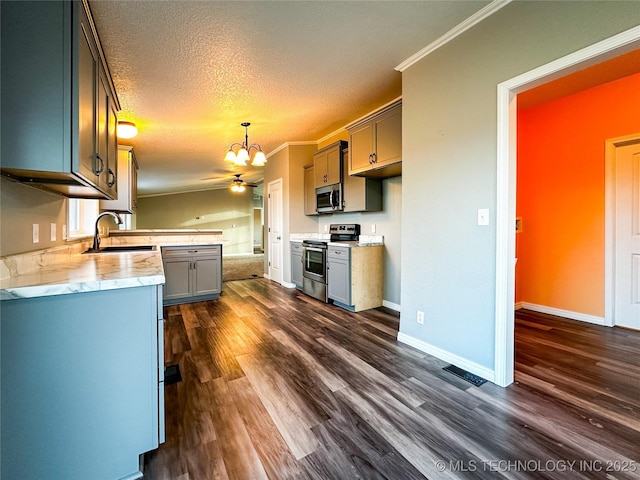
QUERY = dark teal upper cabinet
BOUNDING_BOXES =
[1,1,120,199]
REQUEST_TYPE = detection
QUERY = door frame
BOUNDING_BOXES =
[494,26,640,387]
[267,178,284,284]
[605,134,640,327]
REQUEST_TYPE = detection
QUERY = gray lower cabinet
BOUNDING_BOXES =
[327,246,351,305]
[291,242,303,289]
[162,245,222,304]
[328,244,384,312]
[1,284,164,480]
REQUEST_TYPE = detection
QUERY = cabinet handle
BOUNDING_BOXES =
[368,154,373,165]
[94,154,105,175]
[188,250,198,253]
[372,153,377,164]
[107,168,116,187]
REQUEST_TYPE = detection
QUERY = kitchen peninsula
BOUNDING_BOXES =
[0,229,223,480]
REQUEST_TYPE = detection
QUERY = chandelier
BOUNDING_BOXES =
[224,122,267,167]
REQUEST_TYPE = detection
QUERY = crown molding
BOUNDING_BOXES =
[395,0,512,72]
[266,141,318,158]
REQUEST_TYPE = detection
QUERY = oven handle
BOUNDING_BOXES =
[304,247,325,253]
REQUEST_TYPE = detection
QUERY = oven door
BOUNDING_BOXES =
[302,245,327,282]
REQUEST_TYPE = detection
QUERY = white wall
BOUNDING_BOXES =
[400,1,640,372]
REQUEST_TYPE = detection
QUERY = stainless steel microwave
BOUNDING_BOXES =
[316,184,343,213]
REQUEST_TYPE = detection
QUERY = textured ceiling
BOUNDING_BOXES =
[90,0,491,195]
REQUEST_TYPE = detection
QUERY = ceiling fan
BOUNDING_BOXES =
[230,174,257,192]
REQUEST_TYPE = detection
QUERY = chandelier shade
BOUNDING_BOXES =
[224,122,267,166]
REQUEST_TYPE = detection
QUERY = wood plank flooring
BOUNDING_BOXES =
[143,279,640,479]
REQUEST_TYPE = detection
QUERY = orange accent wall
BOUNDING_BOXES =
[516,72,640,317]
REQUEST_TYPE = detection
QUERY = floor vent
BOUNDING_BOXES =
[165,364,182,385]
[443,365,487,386]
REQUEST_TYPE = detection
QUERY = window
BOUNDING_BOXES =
[67,198,99,239]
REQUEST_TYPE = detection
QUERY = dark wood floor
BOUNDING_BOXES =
[143,279,640,479]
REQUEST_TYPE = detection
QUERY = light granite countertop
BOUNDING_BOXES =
[289,233,384,247]
[110,229,223,236]
[0,232,225,301]
[0,248,165,300]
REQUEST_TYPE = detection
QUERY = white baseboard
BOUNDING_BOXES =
[263,273,270,280]
[515,301,524,310]
[281,281,296,289]
[383,300,401,312]
[396,332,495,384]
[518,302,605,326]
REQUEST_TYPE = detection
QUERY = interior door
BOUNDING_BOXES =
[614,140,640,329]
[268,178,284,285]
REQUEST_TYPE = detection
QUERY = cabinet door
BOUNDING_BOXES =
[325,145,342,185]
[193,255,221,296]
[349,121,374,175]
[314,150,328,187]
[77,8,99,184]
[100,146,137,213]
[291,243,303,288]
[328,257,351,305]
[131,151,139,211]
[96,68,112,194]
[374,105,402,167]
[304,164,317,215]
[163,257,192,300]
[106,96,118,198]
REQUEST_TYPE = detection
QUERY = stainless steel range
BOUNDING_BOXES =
[302,224,360,302]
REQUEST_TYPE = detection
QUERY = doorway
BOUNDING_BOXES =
[606,135,640,329]
[494,26,640,387]
[267,178,284,285]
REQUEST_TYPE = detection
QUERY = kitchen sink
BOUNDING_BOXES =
[84,245,156,253]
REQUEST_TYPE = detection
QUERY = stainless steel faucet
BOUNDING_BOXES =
[91,212,123,251]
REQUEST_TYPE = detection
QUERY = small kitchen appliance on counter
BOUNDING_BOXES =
[301,224,360,302]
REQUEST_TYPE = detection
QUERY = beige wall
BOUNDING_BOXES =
[136,188,254,254]
[0,177,67,256]
[263,143,317,283]
[401,1,640,371]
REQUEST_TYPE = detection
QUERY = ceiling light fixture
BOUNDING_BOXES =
[117,121,138,139]
[230,174,257,193]
[224,122,267,167]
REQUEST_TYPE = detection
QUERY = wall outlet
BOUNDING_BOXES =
[50,223,57,241]
[371,224,376,233]
[323,224,328,232]
[417,310,425,325]
[32,224,39,243]
[62,224,68,241]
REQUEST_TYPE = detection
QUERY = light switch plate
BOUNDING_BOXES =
[371,224,376,233]
[32,224,39,243]
[477,209,489,226]
[50,223,57,241]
